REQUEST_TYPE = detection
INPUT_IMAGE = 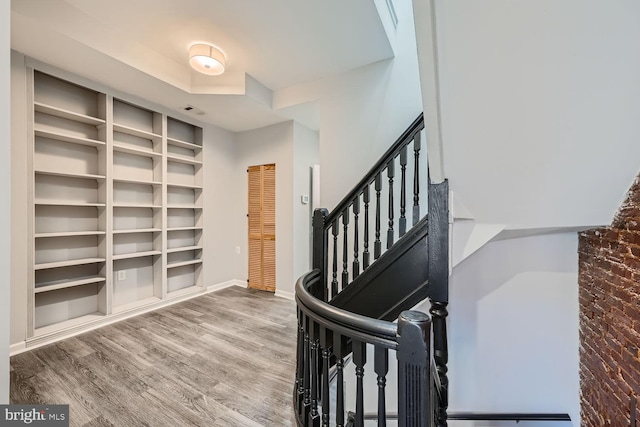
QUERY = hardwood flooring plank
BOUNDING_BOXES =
[11,286,299,427]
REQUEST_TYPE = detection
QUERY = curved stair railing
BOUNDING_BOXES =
[300,114,450,426]
[295,270,437,427]
[294,114,572,426]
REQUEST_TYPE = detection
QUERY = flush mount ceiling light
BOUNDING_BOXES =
[189,43,225,76]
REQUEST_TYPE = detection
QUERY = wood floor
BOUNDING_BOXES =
[11,286,298,427]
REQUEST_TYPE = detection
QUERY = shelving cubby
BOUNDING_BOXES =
[31,71,108,336]
[165,117,203,295]
[27,68,205,342]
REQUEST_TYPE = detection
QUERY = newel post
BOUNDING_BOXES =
[397,310,432,427]
[312,208,329,301]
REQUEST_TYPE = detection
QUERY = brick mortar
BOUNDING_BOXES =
[579,179,640,426]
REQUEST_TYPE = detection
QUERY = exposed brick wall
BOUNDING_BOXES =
[579,176,640,427]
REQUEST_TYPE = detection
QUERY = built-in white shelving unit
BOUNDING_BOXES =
[28,69,204,341]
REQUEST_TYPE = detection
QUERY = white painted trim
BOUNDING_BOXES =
[275,289,295,301]
[11,279,246,355]
[205,279,246,293]
[412,0,445,183]
[9,342,27,357]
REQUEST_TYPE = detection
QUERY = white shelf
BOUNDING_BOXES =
[112,203,162,208]
[113,144,162,159]
[35,170,106,181]
[167,205,202,209]
[167,183,203,189]
[167,154,202,166]
[167,137,202,151]
[35,276,106,294]
[112,250,162,261]
[35,230,105,238]
[34,102,106,126]
[113,123,162,141]
[34,312,104,337]
[34,128,105,149]
[35,257,106,270]
[113,177,162,186]
[112,228,161,234]
[167,259,203,269]
[167,226,203,232]
[35,200,106,207]
[167,245,202,254]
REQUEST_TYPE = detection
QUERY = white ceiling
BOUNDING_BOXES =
[11,0,394,132]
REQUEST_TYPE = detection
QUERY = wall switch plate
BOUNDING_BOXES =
[301,194,310,204]
[117,270,126,281]
[235,246,241,255]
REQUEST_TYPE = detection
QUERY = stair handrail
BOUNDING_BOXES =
[323,113,424,227]
[294,269,436,427]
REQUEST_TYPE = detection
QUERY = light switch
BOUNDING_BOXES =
[301,194,310,204]
[117,270,126,281]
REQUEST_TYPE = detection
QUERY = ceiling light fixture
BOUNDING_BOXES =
[189,43,226,76]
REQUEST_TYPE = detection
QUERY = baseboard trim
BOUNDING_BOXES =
[275,289,295,301]
[9,342,27,356]
[206,279,246,293]
[13,279,247,356]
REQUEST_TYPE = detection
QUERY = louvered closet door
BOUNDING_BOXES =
[247,164,276,292]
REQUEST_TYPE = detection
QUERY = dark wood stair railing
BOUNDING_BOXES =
[307,114,451,426]
[294,270,435,427]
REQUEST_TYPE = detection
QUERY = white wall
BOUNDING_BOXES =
[1,0,11,403]
[202,123,237,285]
[10,51,27,348]
[233,121,295,294]
[274,0,423,211]
[424,233,580,425]
[292,122,319,289]
[433,0,640,229]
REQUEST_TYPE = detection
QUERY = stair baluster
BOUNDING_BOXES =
[363,184,370,270]
[331,220,339,298]
[342,209,349,289]
[353,197,360,278]
[334,334,346,427]
[374,173,382,260]
[321,327,332,427]
[399,145,407,237]
[354,340,367,427]
[387,161,395,249]
[375,347,389,427]
[309,323,321,427]
[296,310,305,414]
[413,132,421,226]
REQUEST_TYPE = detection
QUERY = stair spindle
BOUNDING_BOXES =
[353,340,367,427]
[309,324,320,427]
[331,221,339,298]
[342,209,349,288]
[296,310,305,415]
[374,346,389,427]
[413,132,421,226]
[303,316,311,421]
[387,160,395,249]
[363,185,370,270]
[321,327,332,427]
[352,197,360,278]
[334,334,346,427]
[399,145,407,237]
[374,173,382,260]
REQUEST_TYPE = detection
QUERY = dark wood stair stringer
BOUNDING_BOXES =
[329,205,430,322]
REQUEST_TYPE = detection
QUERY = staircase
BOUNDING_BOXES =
[293,114,572,427]
[294,114,450,427]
